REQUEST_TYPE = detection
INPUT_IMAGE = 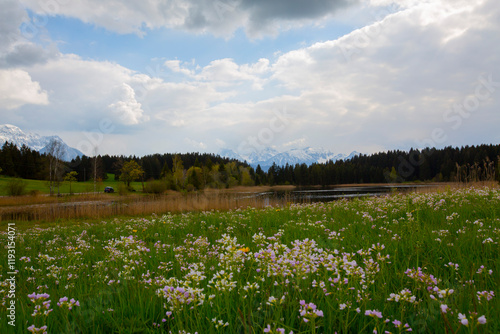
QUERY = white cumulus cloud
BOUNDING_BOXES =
[0,69,49,109]
[108,83,148,125]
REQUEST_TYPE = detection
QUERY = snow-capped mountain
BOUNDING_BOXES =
[219,147,360,170]
[0,124,83,161]
[218,148,244,161]
[248,147,280,164]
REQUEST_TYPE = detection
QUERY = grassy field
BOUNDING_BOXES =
[0,174,143,196]
[0,187,499,333]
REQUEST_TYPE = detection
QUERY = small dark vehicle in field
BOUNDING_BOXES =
[104,186,114,193]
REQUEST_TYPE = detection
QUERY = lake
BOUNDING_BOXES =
[235,184,437,204]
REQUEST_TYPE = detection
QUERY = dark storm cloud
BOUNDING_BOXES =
[1,43,57,68]
[0,0,58,68]
[17,0,359,37]
[181,0,359,36]
[0,0,26,46]
[184,5,209,30]
[242,0,358,21]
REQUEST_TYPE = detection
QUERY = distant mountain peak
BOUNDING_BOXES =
[3,124,20,130]
[0,124,83,161]
[219,147,360,170]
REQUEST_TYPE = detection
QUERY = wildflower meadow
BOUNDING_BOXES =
[1,187,499,333]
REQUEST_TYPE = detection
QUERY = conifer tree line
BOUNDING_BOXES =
[1,141,499,189]
[264,145,500,186]
[0,142,46,179]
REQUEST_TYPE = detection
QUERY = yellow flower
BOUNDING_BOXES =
[132,230,137,233]
[238,247,250,253]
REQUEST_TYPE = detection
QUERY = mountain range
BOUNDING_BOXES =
[0,124,83,161]
[219,147,360,170]
[1,124,359,168]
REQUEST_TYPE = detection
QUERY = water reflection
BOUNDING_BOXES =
[236,184,434,203]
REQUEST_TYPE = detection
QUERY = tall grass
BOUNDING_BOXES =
[0,187,499,333]
[0,189,297,222]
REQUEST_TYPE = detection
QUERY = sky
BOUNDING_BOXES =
[1,0,499,158]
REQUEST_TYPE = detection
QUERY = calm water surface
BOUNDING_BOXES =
[236,184,434,204]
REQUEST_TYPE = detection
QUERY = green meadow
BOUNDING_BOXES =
[0,174,143,196]
[0,187,499,333]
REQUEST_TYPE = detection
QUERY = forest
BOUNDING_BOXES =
[266,145,500,185]
[1,142,499,190]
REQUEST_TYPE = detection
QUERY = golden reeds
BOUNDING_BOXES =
[455,156,498,183]
[0,190,292,222]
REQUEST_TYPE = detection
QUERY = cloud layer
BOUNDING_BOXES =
[1,0,499,157]
[19,0,358,37]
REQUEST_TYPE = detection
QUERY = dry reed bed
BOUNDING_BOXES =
[0,193,114,207]
[0,192,291,221]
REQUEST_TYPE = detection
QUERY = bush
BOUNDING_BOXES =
[118,183,129,195]
[144,180,168,194]
[6,178,27,196]
[29,190,41,197]
[185,183,196,192]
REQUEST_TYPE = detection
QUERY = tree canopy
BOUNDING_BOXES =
[119,160,144,187]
